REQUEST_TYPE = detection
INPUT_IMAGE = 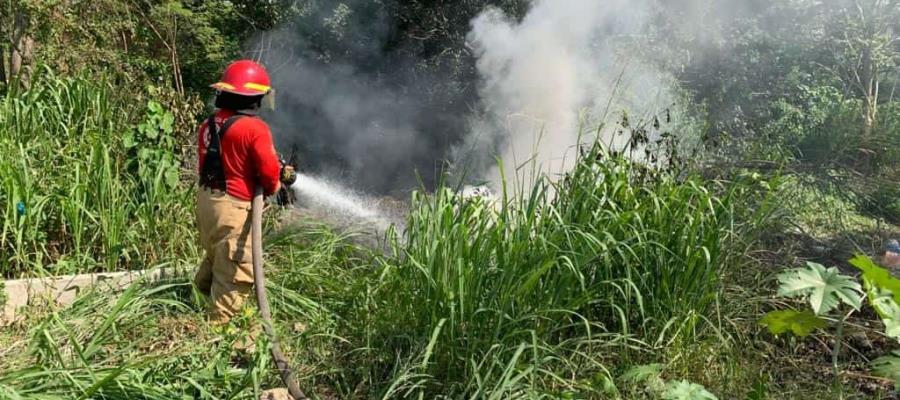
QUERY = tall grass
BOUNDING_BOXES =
[1,102,764,397]
[0,279,282,399]
[0,73,197,277]
[0,147,760,398]
[0,226,355,400]
[358,141,749,397]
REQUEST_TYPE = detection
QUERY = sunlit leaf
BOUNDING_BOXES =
[122,131,135,149]
[851,254,900,303]
[776,262,862,315]
[866,286,900,341]
[147,100,162,113]
[145,126,159,140]
[165,168,180,189]
[662,380,718,400]
[759,309,826,337]
[160,113,174,134]
[620,363,663,383]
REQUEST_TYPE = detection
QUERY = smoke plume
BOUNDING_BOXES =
[256,0,674,194]
[457,0,672,186]
[255,1,470,194]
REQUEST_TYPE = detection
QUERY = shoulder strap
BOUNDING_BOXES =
[219,114,246,136]
[205,114,247,156]
[206,114,218,143]
[200,113,250,190]
[209,114,247,145]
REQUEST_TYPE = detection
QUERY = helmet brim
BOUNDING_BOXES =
[211,82,270,96]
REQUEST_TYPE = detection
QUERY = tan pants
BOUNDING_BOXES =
[195,188,255,324]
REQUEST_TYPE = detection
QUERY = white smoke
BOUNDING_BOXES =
[461,0,673,187]
[260,0,679,194]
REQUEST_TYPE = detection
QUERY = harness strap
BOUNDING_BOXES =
[200,114,247,190]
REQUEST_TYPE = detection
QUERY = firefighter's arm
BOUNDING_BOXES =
[249,125,282,196]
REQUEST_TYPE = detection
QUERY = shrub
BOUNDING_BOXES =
[0,72,197,277]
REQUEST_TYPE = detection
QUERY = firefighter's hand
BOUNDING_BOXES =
[280,164,297,186]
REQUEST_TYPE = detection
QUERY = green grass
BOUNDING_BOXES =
[0,280,277,399]
[0,73,197,277]
[1,137,767,398]
[0,151,884,398]
[0,223,357,400]
[1,74,884,399]
[353,141,758,398]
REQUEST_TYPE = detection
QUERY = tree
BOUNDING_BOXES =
[822,0,899,136]
[0,42,5,85]
[1,1,36,87]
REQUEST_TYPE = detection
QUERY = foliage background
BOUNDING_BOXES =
[1,0,900,398]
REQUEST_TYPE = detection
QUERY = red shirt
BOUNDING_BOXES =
[197,109,281,201]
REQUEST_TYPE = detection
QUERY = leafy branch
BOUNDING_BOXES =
[761,256,900,389]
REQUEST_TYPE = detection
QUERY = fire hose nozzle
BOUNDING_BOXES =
[278,155,298,186]
[280,164,298,186]
[275,154,299,206]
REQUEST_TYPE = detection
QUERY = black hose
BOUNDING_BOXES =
[251,187,307,399]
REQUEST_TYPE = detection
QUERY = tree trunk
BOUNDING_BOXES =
[863,92,877,137]
[859,43,879,137]
[862,82,878,138]
[0,45,7,85]
[10,8,34,87]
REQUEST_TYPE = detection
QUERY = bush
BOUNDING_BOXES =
[0,73,197,277]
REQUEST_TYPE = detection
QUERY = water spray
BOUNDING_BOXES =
[289,173,397,234]
[292,174,378,219]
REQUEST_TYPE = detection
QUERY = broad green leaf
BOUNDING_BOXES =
[851,254,900,303]
[776,262,863,315]
[620,363,663,383]
[872,351,900,390]
[122,131,135,149]
[145,126,159,140]
[592,372,618,395]
[866,286,900,341]
[164,168,180,189]
[662,380,718,400]
[138,121,152,136]
[160,113,175,134]
[853,255,900,340]
[759,309,826,337]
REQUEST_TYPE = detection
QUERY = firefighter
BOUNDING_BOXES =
[195,59,296,324]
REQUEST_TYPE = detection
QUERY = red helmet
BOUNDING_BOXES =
[211,60,272,96]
